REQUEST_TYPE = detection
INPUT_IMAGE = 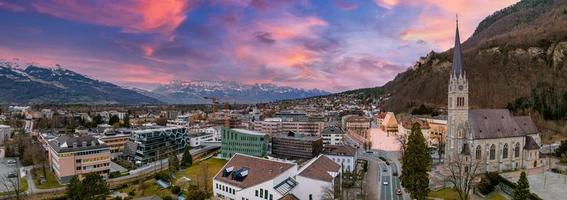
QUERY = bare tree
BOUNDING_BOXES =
[396,134,407,156]
[1,175,23,200]
[446,156,484,200]
[320,185,336,200]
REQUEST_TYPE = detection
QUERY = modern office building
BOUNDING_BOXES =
[271,132,323,160]
[187,132,215,147]
[253,115,326,135]
[46,135,111,183]
[220,128,268,159]
[124,126,188,165]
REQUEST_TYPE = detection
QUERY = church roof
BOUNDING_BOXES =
[468,109,527,139]
[513,116,539,134]
[452,18,464,76]
[524,136,540,150]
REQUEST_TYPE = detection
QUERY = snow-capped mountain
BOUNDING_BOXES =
[0,60,161,104]
[149,80,329,104]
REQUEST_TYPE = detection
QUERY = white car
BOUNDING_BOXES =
[383,181,388,185]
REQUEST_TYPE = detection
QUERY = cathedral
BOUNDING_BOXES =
[444,19,544,172]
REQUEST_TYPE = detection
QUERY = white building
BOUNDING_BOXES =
[213,154,340,200]
[0,125,11,145]
[187,132,215,147]
[320,126,345,146]
[321,145,357,172]
[398,116,431,146]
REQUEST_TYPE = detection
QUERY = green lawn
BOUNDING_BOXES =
[115,158,228,199]
[486,193,508,200]
[32,168,62,189]
[428,188,460,200]
[0,178,28,196]
[174,158,227,193]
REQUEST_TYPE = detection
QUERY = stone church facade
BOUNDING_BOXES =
[444,20,544,172]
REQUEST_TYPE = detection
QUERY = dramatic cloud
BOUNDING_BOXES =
[0,0,518,92]
[375,0,520,49]
[32,0,195,35]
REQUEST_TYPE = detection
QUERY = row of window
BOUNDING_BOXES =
[76,162,109,171]
[216,183,236,195]
[77,156,109,163]
[475,143,521,160]
[255,188,273,200]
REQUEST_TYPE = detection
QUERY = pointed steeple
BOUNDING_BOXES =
[452,15,464,77]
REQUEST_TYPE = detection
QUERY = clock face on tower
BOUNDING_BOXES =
[458,85,464,91]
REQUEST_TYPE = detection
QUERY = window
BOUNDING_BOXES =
[264,190,268,199]
[475,145,482,160]
[309,194,313,200]
[260,189,263,198]
[515,143,520,158]
[255,190,258,197]
[503,143,509,159]
[489,144,496,160]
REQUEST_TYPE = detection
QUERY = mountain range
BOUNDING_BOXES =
[0,60,328,104]
[144,80,329,104]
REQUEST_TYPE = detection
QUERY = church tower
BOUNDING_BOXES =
[445,17,469,162]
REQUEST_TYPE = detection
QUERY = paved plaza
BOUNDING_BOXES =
[506,171,567,200]
[370,128,401,151]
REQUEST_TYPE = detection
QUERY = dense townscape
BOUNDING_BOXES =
[1,0,567,200]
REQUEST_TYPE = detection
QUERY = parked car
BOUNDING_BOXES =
[383,181,388,185]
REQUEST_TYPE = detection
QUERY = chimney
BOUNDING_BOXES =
[72,142,78,148]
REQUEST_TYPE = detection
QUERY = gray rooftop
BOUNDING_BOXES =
[469,109,534,139]
[48,135,108,153]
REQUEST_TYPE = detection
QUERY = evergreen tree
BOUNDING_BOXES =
[512,171,530,200]
[181,146,193,168]
[122,114,131,128]
[92,115,103,127]
[66,176,82,200]
[401,123,432,200]
[109,115,120,126]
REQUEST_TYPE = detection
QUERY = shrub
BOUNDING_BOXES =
[171,186,181,194]
[128,190,135,196]
[109,171,122,178]
[477,172,500,195]
[154,172,171,181]
[163,196,174,200]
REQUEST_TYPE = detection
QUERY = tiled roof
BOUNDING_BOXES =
[400,116,430,129]
[381,112,398,128]
[345,115,370,123]
[214,154,295,189]
[298,155,340,182]
[524,136,540,150]
[469,109,527,139]
[278,194,300,200]
[322,145,356,157]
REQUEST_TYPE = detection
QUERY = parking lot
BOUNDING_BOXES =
[0,157,20,192]
[507,171,567,200]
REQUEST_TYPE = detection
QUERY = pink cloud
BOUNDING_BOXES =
[31,0,195,35]
[375,0,519,49]
[0,0,25,12]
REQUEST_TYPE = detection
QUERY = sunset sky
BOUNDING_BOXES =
[0,0,518,92]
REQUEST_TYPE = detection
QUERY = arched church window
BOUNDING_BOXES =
[475,145,482,160]
[489,144,496,160]
[503,143,509,159]
[515,143,520,158]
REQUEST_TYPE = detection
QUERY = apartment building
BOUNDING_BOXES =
[320,126,345,146]
[46,135,111,183]
[253,117,325,135]
[98,133,130,154]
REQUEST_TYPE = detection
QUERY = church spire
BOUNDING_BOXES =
[452,15,464,77]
